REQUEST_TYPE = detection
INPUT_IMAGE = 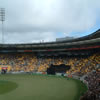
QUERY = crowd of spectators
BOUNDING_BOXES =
[81,68,100,100]
[0,53,99,75]
[66,53,100,75]
[0,53,38,72]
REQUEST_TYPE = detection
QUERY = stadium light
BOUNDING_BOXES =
[0,8,5,43]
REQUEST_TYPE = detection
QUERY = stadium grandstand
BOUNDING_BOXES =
[0,29,100,100]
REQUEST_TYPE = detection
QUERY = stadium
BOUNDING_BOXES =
[0,29,100,100]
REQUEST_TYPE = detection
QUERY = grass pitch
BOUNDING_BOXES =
[0,74,87,100]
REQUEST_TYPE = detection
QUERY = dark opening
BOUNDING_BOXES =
[47,64,70,75]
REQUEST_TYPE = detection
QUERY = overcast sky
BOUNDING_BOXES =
[0,0,100,44]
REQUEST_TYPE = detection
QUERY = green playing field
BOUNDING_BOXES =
[0,74,87,100]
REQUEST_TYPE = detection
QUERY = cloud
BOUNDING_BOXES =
[0,0,100,43]
[4,32,56,44]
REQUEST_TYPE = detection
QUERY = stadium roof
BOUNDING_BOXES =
[0,29,99,53]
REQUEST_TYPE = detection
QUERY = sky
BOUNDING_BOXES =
[0,0,100,44]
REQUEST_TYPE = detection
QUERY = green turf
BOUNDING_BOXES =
[0,80,18,95]
[0,74,87,100]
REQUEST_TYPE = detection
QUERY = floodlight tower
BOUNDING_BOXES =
[0,8,5,43]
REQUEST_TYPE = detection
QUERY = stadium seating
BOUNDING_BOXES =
[0,53,99,75]
[80,69,100,100]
